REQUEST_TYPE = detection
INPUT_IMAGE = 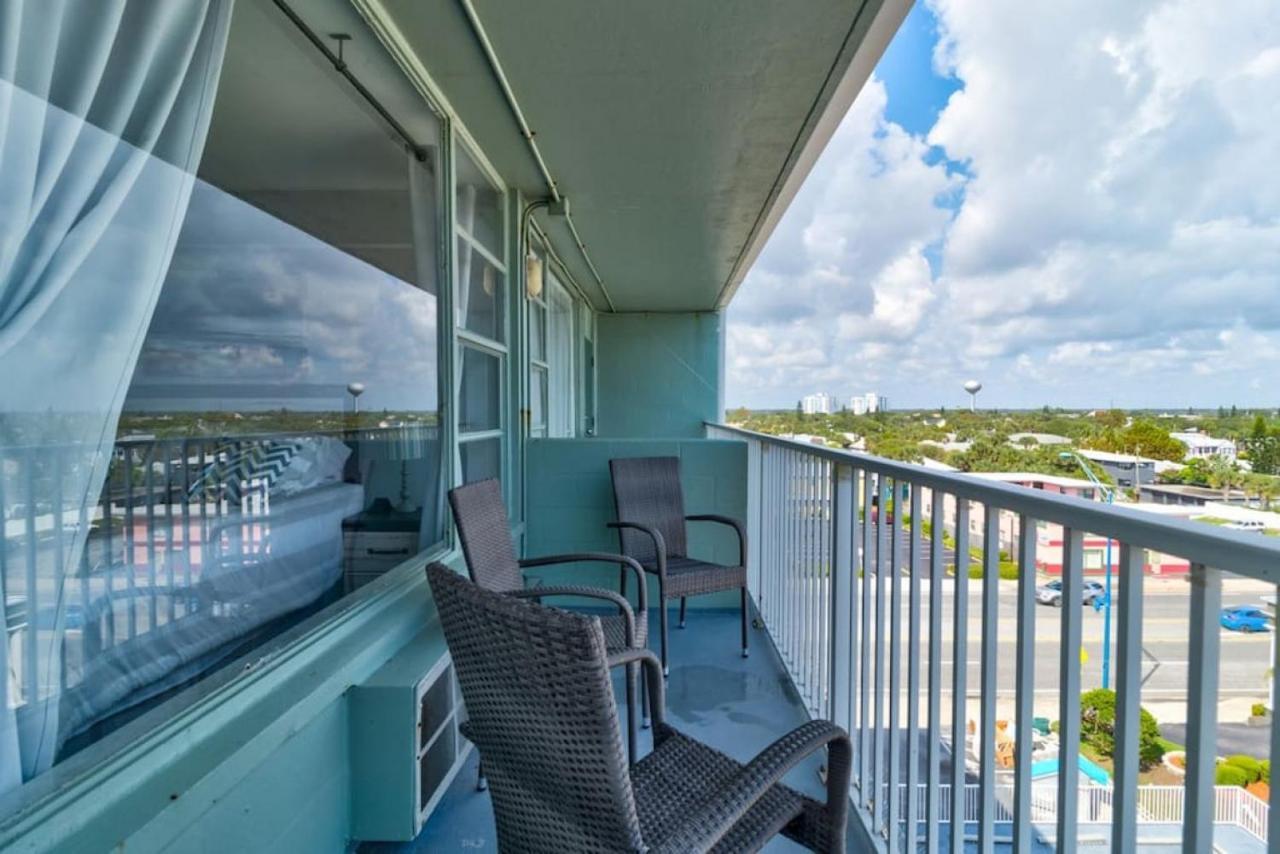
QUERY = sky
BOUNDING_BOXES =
[726,0,1280,412]
[125,177,439,414]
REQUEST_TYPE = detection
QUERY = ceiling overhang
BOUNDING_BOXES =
[362,0,912,312]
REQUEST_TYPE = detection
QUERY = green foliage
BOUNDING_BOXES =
[1079,688,1164,768]
[1216,764,1250,787]
[1252,702,1268,717]
[1085,419,1187,462]
[998,561,1019,580]
[1263,760,1271,784]
[1223,755,1263,783]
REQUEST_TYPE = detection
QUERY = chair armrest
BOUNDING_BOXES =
[606,521,667,577]
[519,552,648,612]
[507,586,636,647]
[685,514,747,566]
[650,720,851,854]
[606,647,666,730]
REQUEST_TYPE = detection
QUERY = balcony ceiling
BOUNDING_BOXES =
[370,0,909,312]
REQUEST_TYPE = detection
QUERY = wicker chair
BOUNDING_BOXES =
[448,479,650,765]
[425,562,851,853]
[608,456,748,675]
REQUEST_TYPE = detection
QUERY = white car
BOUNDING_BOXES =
[1225,520,1265,532]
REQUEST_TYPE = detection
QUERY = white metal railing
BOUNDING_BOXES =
[707,423,1280,853]
[890,783,1266,840]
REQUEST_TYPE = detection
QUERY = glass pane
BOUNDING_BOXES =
[456,237,504,342]
[530,367,547,430]
[459,348,501,433]
[460,438,502,484]
[547,279,576,437]
[529,301,546,363]
[0,0,446,784]
[455,147,503,257]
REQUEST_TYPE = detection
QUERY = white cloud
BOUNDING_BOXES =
[729,0,1280,409]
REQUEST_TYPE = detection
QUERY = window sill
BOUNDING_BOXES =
[0,543,456,850]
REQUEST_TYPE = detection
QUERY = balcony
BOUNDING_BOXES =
[406,426,1274,852]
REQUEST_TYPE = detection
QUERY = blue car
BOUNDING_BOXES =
[1220,605,1272,633]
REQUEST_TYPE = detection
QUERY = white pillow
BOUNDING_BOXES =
[272,436,352,496]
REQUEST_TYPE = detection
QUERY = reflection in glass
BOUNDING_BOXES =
[0,0,446,781]
[456,238,504,342]
[459,347,501,433]
[530,367,547,433]
[455,147,503,257]
[530,300,546,363]
[460,438,502,484]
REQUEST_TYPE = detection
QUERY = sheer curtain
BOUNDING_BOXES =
[0,0,231,792]
[546,275,576,437]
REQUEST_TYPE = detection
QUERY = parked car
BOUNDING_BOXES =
[1220,605,1272,633]
[1224,520,1266,532]
[1036,579,1108,607]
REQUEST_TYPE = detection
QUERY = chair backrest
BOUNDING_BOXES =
[448,479,523,593]
[609,456,688,564]
[425,563,645,852]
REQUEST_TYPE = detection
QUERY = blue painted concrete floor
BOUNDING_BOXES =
[358,607,1267,853]
[362,607,830,852]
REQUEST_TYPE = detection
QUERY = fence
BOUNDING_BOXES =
[708,423,1280,853]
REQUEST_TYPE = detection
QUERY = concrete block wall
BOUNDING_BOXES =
[524,437,747,608]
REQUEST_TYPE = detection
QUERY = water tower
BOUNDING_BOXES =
[963,379,982,412]
[347,382,366,414]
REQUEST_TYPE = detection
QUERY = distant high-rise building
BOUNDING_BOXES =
[801,392,835,415]
[850,392,887,415]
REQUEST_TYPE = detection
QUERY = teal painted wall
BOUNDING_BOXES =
[524,438,746,608]
[595,312,724,439]
[156,700,351,854]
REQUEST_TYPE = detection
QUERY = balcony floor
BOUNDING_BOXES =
[355,605,1267,854]
[363,606,831,852]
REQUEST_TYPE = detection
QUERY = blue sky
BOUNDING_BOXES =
[727,0,1280,411]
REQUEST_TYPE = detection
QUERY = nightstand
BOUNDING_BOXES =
[343,500,421,593]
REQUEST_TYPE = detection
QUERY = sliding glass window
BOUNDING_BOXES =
[0,0,445,794]
[454,146,507,485]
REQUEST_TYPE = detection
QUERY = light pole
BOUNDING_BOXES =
[1059,451,1116,690]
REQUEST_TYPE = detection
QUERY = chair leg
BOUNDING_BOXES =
[477,757,488,791]
[658,578,670,677]
[741,587,750,658]
[640,662,651,728]
[678,596,687,628]
[625,661,638,764]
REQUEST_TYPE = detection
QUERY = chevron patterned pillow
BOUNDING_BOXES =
[189,439,302,503]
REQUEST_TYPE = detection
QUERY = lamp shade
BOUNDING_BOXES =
[525,251,544,300]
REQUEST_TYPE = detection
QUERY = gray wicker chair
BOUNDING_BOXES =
[609,456,748,675]
[425,562,851,853]
[448,478,650,765]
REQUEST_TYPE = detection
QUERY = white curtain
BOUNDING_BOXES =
[546,275,576,437]
[0,0,232,793]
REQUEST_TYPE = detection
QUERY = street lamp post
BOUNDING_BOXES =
[1060,451,1116,690]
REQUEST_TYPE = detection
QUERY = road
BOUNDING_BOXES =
[819,578,1275,725]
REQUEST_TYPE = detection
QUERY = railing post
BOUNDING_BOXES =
[1111,543,1144,853]
[831,463,854,734]
[1271,584,1280,848]
[746,436,763,603]
[1184,562,1222,853]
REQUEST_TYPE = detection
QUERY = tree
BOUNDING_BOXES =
[1079,688,1163,768]
[726,406,750,424]
[1206,456,1246,498]
[1085,420,1186,462]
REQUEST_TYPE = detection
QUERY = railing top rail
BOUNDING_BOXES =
[708,422,1280,583]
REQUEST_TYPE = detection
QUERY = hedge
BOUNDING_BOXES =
[1216,764,1250,787]
[1224,755,1263,783]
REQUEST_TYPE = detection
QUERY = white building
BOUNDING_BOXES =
[1170,431,1238,462]
[800,392,835,415]
[849,391,887,415]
